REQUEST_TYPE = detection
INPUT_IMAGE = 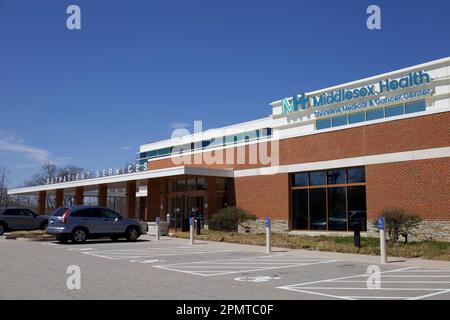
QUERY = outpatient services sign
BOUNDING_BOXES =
[281,70,433,117]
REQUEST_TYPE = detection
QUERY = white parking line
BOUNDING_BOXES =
[278,267,450,300]
[82,246,239,260]
[154,254,339,277]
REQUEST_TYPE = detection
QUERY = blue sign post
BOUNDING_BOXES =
[377,216,387,263]
[377,216,385,230]
[265,217,271,254]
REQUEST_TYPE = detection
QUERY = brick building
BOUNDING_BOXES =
[9,57,450,240]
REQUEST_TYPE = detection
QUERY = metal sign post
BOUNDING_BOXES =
[189,217,194,245]
[377,216,387,264]
[265,217,271,254]
[155,217,160,241]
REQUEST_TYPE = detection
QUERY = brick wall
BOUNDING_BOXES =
[366,158,450,220]
[234,173,289,220]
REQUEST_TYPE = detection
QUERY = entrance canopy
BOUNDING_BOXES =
[8,166,234,196]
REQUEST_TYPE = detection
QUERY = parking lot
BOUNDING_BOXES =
[1,235,450,300]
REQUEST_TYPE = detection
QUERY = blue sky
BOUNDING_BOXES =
[0,0,449,187]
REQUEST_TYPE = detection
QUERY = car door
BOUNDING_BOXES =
[2,209,23,229]
[100,209,126,234]
[83,208,104,235]
[19,209,37,229]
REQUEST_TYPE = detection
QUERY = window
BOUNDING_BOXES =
[101,209,120,219]
[328,187,347,231]
[290,166,366,232]
[347,186,367,231]
[158,148,171,157]
[3,209,20,216]
[292,189,308,230]
[187,178,197,191]
[209,137,224,148]
[327,169,346,185]
[366,108,384,121]
[405,99,426,114]
[216,178,228,191]
[148,150,158,158]
[347,167,365,183]
[197,178,206,190]
[348,112,365,124]
[385,104,404,118]
[20,209,35,217]
[316,118,331,130]
[293,173,308,187]
[52,207,67,217]
[332,115,348,127]
[202,140,211,149]
[176,179,186,192]
[244,130,258,142]
[309,171,327,186]
[309,188,327,230]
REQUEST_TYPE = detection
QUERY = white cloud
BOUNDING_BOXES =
[0,130,66,165]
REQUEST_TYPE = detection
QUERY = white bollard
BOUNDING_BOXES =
[380,229,387,264]
[377,216,387,264]
[189,217,194,245]
[155,217,160,241]
[265,217,271,254]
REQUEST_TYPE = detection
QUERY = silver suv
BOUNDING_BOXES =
[46,206,146,244]
[0,208,48,236]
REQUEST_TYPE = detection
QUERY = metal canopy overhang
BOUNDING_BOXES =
[7,166,234,196]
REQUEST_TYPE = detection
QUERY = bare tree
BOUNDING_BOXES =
[0,167,10,207]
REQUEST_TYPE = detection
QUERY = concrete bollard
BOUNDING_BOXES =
[155,217,160,241]
[189,217,194,245]
[377,216,387,264]
[265,217,271,254]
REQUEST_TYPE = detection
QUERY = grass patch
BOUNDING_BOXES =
[4,230,55,241]
[172,230,450,261]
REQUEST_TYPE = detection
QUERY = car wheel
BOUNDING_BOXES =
[71,228,88,244]
[0,223,6,236]
[56,237,69,244]
[125,226,140,242]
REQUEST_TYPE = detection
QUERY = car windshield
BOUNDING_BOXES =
[52,207,68,216]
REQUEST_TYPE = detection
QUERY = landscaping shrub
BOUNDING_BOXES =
[375,208,422,243]
[209,207,257,232]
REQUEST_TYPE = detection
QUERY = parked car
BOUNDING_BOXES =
[0,208,48,236]
[46,206,146,244]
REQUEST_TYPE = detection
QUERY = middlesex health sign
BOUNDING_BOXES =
[281,70,433,117]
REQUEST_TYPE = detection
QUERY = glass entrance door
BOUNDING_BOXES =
[168,195,186,232]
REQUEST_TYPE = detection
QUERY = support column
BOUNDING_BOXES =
[205,177,217,220]
[38,191,46,215]
[126,181,136,219]
[98,184,108,207]
[146,179,160,221]
[55,189,64,208]
[160,179,168,221]
[75,187,84,205]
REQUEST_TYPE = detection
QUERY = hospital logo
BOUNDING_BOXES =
[281,93,309,114]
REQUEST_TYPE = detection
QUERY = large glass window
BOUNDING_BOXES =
[347,167,365,183]
[328,187,347,231]
[293,173,308,187]
[327,169,346,185]
[292,189,308,230]
[291,166,366,232]
[347,186,367,231]
[309,171,327,186]
[309,188,327,230]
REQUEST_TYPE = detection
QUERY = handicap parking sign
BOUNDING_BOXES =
[377,216,385,230]
[265,217,271,228]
